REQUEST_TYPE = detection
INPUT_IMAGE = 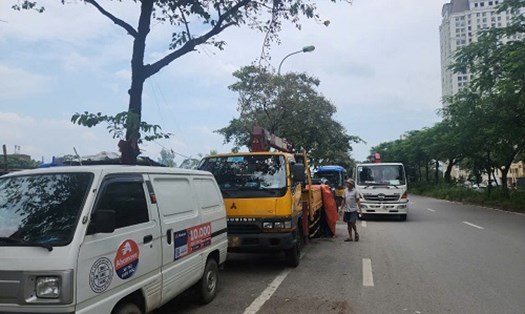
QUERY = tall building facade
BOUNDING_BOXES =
[439,0,521,99]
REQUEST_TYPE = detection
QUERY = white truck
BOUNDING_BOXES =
[354,162,409,221]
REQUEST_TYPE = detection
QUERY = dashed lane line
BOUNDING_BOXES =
[463,221,484,230]
[363,258,374,287]
[243,268,291,314]
[426,208,436,212]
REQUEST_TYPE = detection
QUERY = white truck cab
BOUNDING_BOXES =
[0,165,227,314]
[354,162,409,221]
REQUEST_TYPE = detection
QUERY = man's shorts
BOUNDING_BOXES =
[343,211,358,223]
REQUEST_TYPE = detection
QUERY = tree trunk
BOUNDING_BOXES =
[425,161,429,182]
[120,0,153,164]
[486,150,492,194]
[444,159,455,183]
[435,159,439,183]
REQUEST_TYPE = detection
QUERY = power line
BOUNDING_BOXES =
[152,140,191,159]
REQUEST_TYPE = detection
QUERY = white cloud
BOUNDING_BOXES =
[0,65,50,100]
[0,112,118,161]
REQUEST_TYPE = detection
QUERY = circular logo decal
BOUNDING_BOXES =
[89,257,113,293]
[114,239,140,280]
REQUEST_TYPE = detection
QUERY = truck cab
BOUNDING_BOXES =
[355,162,409,221]
[314,165,346,206]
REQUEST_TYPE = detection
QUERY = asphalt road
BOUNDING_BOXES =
[156,195,525,314]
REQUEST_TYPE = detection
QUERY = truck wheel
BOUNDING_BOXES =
[399,214,407,221]
[285,227,302,267]
[113,303,142,314]
[198,258,219,304]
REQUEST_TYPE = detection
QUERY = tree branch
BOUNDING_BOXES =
[85,0,138,37]
[179,7,192,40]
[144,0,251,78]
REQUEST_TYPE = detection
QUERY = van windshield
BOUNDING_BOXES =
[199,155,287,198]
[0,172,93,248]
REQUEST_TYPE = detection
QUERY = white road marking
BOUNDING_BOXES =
[243,269,291,314]
[426,208,436,212]
[463,221,484,230]
[361,220,367,227]
[362,258,374,287]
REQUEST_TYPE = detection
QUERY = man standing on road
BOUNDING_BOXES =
[339,179,361,242]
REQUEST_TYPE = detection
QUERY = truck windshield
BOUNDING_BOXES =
[357,165,406,186]
[314,171,341,187]
[0,172,93,248]
[199,155,287,198]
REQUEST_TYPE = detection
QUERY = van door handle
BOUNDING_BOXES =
[143,235,153,244]
[167,229,173,245]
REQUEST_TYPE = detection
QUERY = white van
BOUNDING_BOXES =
[0,165,228,314]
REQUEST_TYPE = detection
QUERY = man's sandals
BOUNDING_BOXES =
[344,233,360,242]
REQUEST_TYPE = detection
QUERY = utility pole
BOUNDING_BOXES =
[3,144,8,172]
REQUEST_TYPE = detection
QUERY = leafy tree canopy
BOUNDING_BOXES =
[444,0,525,190]
[2,155,40,170]
[216,65,361,168]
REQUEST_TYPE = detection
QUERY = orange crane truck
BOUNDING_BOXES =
[198,127,326,267]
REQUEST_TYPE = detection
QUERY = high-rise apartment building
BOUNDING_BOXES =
[439,0,521,99]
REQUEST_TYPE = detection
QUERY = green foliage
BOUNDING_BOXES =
[410,183,525,213]
[216,65,362,168]
[71,111,172,143]
[11,1,44,12]
[443,0,525,190]
[3,155,40,170]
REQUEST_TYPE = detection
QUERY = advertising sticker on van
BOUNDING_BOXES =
[174,222,212,260]
[89,257,113,293]
[114,239,139,280]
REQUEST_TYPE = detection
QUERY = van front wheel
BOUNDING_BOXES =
[198,258,219,304]
[113,303,142,314]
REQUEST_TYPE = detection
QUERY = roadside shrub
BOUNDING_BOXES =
[409,183,525,213]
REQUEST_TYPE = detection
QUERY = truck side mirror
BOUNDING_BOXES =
[88,210,116,234]
[292,164,305,183]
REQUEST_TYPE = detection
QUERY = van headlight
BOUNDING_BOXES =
[36,276,60,298]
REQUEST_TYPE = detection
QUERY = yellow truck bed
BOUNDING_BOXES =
[302,184,324,238]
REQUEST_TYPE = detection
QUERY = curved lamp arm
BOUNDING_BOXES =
[278,45,315,75]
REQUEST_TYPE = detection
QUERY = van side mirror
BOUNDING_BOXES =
[88,210,116,234]
[292,164,305,183]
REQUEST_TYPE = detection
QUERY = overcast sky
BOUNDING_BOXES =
[0,0,446,164]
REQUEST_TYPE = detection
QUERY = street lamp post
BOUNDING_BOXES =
[277,45,315,75]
